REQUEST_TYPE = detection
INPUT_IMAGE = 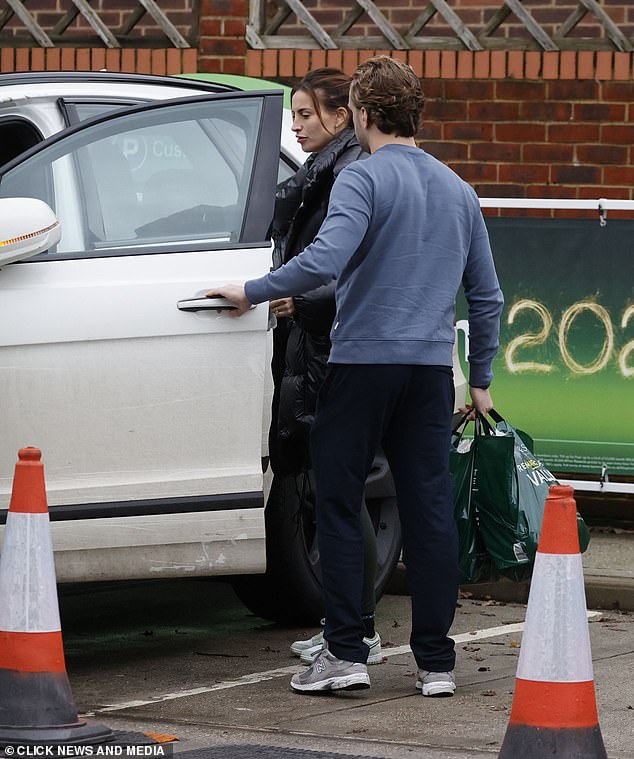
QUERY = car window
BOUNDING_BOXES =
[0,96,264,256]
[69,100,299,187]
[68,101,138,123]
[0,117,43,166]
[277,154,296,184]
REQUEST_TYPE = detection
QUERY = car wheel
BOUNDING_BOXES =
[231,470,402,625]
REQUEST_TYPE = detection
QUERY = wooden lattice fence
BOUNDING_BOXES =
[0,0,194,47]
[248,0,634,51]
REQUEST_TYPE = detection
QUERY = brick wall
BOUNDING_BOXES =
[0,47,198,75]
[246,49,634,208]
[0,0,196,43]
[199,0,247,73]
[0,0,198,75]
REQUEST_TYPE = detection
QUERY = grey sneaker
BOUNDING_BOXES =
[300,631,383,665]
[291,649,370,693]
[416,670,456,697]
[290,627,325,658]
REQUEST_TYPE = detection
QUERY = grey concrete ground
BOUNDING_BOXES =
[77,596,632,759]
[54,528,634,759]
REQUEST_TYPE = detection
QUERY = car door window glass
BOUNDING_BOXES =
[277,154,296,184]
[70,101,141,123]
[68,100,298,193]
[0,97,264,256]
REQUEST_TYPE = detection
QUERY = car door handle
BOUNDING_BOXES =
[177,297,237,312]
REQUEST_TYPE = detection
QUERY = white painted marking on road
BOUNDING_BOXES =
[90,611,602,715]
[92,665,303,713]
[380,609,601,660]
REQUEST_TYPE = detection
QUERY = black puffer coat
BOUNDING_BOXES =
[269,128,365,475]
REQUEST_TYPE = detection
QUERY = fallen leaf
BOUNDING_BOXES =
[143,733,179,743]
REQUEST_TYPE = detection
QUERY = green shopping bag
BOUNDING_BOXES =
[472,410,590,581]
[449,414,494,584]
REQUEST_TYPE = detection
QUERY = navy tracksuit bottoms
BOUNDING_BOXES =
[310,363,458,672]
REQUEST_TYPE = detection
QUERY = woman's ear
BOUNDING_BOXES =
[335,106,350,130]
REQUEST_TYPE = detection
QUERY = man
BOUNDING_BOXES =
[212,56,504,697]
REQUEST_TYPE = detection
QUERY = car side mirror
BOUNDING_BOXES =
[0,197,61,266]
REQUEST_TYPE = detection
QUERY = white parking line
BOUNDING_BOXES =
[90,612,602,714]
[92,665,303,713]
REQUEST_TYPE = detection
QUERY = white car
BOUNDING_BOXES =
[0,72,466,623]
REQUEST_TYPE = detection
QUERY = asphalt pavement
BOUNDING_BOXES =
[1,523,630,759]
[52,525,634,759]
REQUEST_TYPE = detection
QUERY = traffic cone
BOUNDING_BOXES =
[498,484,607,759]
[0,448,113,746]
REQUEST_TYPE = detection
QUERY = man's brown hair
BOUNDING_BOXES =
[349,56,424,138]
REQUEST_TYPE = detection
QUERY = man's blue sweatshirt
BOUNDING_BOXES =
[245,144,504,388]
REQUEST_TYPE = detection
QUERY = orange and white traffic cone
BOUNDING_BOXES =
[498,484,607,758]
[0,448,113,746]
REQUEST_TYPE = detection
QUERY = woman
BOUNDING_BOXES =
[269,68,382,665]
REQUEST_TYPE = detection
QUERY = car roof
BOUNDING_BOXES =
[0,71,236,104]
[180,73,293,109]
[0,70,234,93]
[0,71,294,108]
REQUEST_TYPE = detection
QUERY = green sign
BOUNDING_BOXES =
[457,217,634,477]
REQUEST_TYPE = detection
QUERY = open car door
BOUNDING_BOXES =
[0,91,282,580]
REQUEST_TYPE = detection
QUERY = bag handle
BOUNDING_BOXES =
[454,411,497,440]
[488,408,504,424]
[455,409,504,434]
[452,411,471,434]
[475,413,495,437]
[454,409,503,443]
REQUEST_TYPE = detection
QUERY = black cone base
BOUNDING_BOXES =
[498,723,607,759]
[0,719,114,747]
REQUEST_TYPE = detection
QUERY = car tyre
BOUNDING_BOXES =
[231,470,402,625]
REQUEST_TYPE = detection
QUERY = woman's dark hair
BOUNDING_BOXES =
[350,56,424,138]
[291,68,352,132]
